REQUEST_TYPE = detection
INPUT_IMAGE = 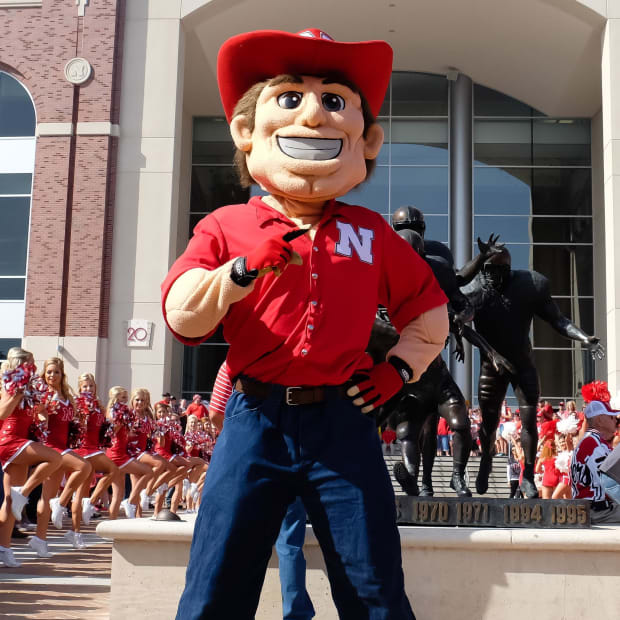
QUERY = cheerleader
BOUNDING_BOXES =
[36,358,93,551]
[74,374,122,521]
[183,415,209,513]
[128,388,171,517]
[153,403,191,514]
[0,348,62,567]
[105,387,153,518]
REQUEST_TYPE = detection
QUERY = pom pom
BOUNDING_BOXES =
[581,380,611,404]
[556,414,579,435]
[501,421,517,440]
[67,419,85,449]
[111,402,135,427]
[99,421,113,448]
[555,450,572,474]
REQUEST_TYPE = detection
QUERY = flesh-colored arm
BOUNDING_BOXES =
[387,304,449,381]
[165,260,255,339]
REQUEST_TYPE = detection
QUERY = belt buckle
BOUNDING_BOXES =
[285,386,302,406]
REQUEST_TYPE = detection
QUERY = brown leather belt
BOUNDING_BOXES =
[234,377,347,406]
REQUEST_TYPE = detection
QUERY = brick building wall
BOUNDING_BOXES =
[0,0,124,339]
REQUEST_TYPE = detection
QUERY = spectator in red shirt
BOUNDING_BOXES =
[437,417,450,456]
[184,395,208,420]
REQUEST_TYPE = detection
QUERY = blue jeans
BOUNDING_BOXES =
[176,385,415,620]
[276,497,314,620]
[437,434,450,453]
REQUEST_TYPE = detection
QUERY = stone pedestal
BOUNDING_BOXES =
[97,516,620,620]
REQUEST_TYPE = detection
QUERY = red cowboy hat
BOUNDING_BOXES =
[217,28,393,122]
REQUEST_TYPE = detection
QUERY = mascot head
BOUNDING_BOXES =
[217,29,392,203]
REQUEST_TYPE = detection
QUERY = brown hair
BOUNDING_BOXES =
[232,73,378,188]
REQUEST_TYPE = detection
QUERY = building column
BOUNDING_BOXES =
[106,1,185,393]
[449,73,473,402]
[602,17,620,396]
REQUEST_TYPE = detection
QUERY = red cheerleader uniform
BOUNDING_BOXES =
[542,458,560,488]
[45,396,75,455]
[132,415,155,461]
[74,400,106,459]
[0,403,34,467]
[185,432,202,458]
[154,428,177,462]
[106,423,134,468]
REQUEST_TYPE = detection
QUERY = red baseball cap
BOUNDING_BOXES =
[217,28,393,122]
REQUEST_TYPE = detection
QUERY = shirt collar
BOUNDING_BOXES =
[252,195,348,228]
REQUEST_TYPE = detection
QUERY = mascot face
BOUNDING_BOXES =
[231,76,383,202]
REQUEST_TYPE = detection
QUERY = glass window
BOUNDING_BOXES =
[192,117,235,165]
[0,173,31,195]
[532,349,594,399]
[474,119,532,166]
[0,197,30,276]
[532,119,590,166]
[0,73,35,137]
[0,338,21,360]
[340,166,389,213]
[182,342,229,397]
[474,167,592,217]
[423,216,449,245]
[390,167,449,215]
[390,119,448,165]
[190,166,250,215]
[391,72,448,116]
[474,167,533,215]
[474,83,543,117]
[474,216,592,244]
[533,298,594,349]
[0,278,25,300]
[531,168,591,216]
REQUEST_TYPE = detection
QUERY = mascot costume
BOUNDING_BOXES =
[162,28,449,620]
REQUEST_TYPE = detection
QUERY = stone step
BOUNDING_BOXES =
[384,454,511,498]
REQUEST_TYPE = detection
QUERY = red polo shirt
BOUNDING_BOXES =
[162,197,447,386]
[185,402,208,420]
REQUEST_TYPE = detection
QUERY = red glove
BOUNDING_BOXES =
[246,235,294,275]
[346,357,412,414]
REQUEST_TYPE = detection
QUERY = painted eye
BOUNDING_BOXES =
[277,91,302,109]
[322,93,345,112]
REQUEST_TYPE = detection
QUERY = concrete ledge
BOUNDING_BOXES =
[97,517,620,620]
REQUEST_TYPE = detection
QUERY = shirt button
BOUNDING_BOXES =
[308,324,314,330]
[301,349,308,356]
[312,273,318,279]
[313,246,319,252]
[311,301,318,306]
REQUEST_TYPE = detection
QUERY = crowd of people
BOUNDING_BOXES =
[0,347,218,569]
[379,394,620,502]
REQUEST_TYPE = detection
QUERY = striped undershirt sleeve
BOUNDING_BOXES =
[209,361,233,417]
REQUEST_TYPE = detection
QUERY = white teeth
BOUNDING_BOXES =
[277,137,342,160]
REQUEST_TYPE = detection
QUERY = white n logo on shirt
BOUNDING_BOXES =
[334,221,375,264]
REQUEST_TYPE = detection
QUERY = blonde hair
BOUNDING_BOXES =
[42,357,74,404]
[0,346,33,373]
[131,388,154,420]
[77,372,97,398]
[185,414,199,433]
[106,385,128,419]
[566,400,577,413]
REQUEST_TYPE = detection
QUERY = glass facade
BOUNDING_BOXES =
[185,74,593,407]
[473,85,593,408]
[0,72,35,358]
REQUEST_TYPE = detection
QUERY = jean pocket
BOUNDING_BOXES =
[225,390,264,421]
